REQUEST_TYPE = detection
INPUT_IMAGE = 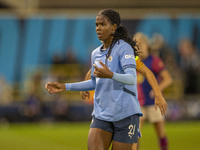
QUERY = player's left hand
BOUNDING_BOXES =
[154,94,168,116]
[80,91,90,100]
[93,61,113,78]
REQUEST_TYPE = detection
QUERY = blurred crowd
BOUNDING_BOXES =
[150,34,200,96]
[0,49,91,123]
[0,33,200,123]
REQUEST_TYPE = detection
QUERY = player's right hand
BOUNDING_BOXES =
[45,82,65,94]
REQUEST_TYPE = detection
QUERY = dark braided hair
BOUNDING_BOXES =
[98,9,138,63]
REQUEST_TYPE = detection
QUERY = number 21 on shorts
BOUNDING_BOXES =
[128,124,136,139]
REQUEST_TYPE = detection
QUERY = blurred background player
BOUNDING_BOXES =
[133,32,173,150]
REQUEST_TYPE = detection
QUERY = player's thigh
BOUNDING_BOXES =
[112,141,133,150]
[147,105,164,123]
[140,106,147,128]
[131,143,138,150]
[88,128,113,150]
[139,116,145,129]
[113,115,140,144]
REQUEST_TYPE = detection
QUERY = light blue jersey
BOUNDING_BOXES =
[91,40,142,121]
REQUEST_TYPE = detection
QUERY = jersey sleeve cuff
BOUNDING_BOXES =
[65,83,70,91]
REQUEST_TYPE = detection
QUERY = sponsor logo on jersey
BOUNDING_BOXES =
[125,55,134,59]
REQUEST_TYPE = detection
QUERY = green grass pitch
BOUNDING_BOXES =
[0,121,199,150]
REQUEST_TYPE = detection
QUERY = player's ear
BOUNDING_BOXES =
[111,24,117,34]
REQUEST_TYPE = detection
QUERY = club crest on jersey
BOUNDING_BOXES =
[108,56,112,62]
[125,55,134,59]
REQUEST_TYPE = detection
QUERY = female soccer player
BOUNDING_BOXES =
[133,33,172,150]
[45,9,167,150]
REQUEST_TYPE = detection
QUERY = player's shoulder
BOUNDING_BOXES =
[115,39,132,53]
[117,39,130,47]
[91,45,102,55]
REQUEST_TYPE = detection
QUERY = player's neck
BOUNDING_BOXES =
[102,37,113,49]
[140,55,149,61]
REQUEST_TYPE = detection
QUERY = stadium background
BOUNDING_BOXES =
[0,0,200,150]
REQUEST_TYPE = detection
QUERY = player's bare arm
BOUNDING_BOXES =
[137,64,167,115]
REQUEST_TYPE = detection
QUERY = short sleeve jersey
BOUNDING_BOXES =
[137,55,165,106]
[135,56,144,70]
[90,40,142,122]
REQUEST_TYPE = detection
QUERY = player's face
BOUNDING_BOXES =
[137,38,149,60]
[95,15,116,43]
